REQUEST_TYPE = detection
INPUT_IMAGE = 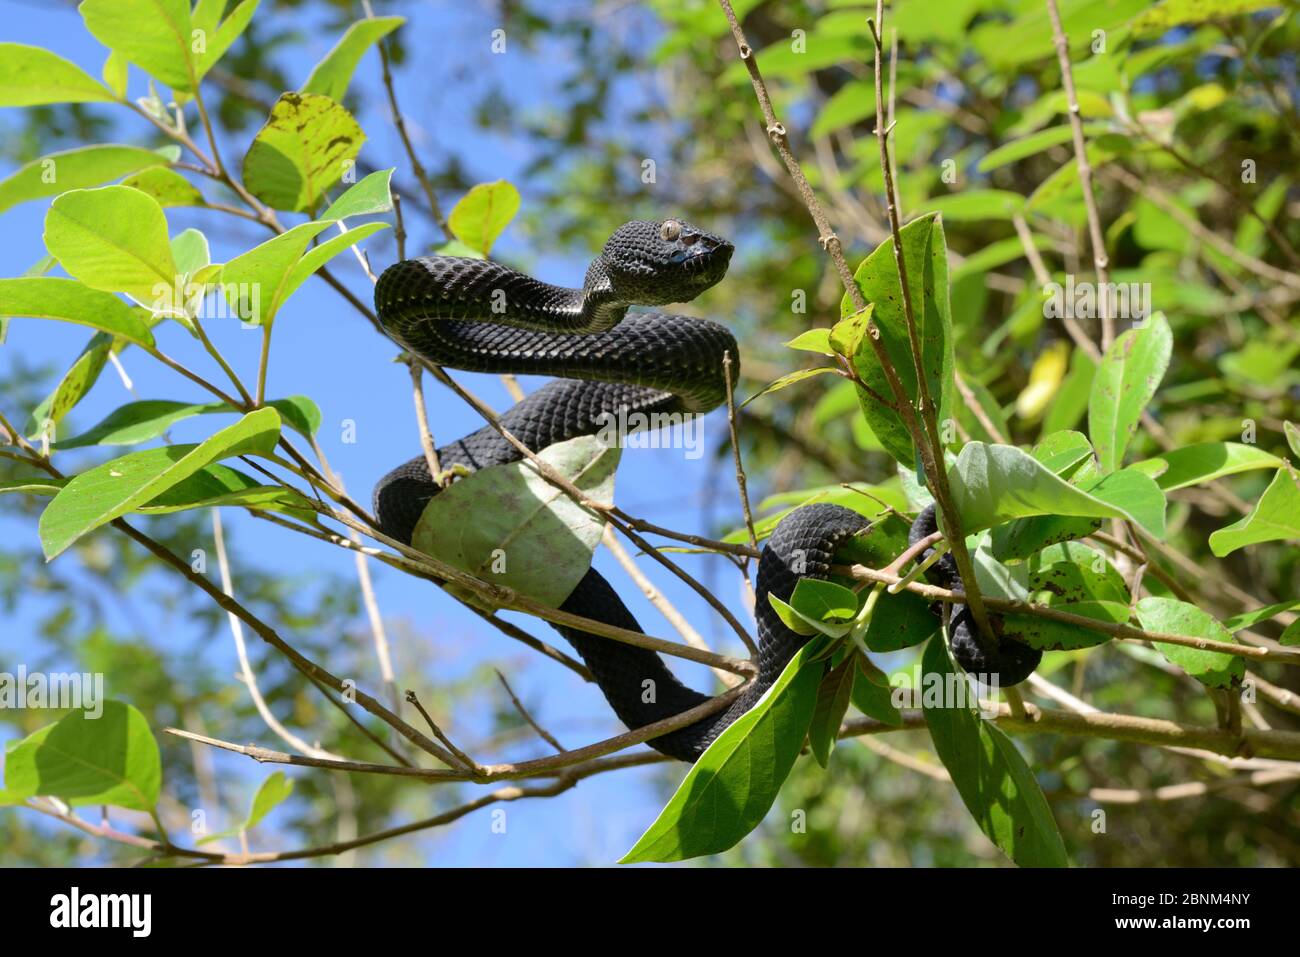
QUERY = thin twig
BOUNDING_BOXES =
[364,0,452,241]
[1045,0,1114,350]
[723,351,758,559]
[838,561,1300,665]
[494,669,566,753]
[407,359,442,482]
[405,689,484,776]
[392,190,408,261]
[864,2,997,645]
[211,509,343,761]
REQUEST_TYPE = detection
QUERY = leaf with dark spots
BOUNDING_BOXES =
[243,92,367,213]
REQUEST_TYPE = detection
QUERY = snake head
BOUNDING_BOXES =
[597,219,734,304]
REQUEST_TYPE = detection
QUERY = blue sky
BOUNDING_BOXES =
[0,0,754,865]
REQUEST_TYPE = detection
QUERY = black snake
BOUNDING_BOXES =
[372,219,1035,763]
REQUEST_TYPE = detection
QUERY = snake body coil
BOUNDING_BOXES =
[907,504,1042,686]
[372,219,1036,763]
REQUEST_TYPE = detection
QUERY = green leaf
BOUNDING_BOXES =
[1004,601,1128,651]
[54,399,222,448]
[301,16,404,101]
[0,42,114,106]
[989,434,1103,560]
[973,0,1148,68]
[219,220,333,325]
[1223,600,1300,633]
[56,396,321,448]
[319,168,395,221]
[840,212,954,467]
[194,0,259,78]
[750,486,910,532]
[79,0,197,93]
[977,124,1110,172]
[102,50,128,99]
[948,441,1166,538]
[122,166,205,207]
[920,189,1024,222]
[197,770,294,844]
[267,395,321,436]
[0,255,53,344]
[1027,540,1128,604]
[1218,338,1299,390]
[242,93,366,213]
[810,80,874,138]
[27,334,113,440]
[44,186,179,305]
[789,578,859,622]
[620,641,824,863]
[1284,422,1300,460]
[243,769,293,829]
[2,701,160,811]
[830,511,912,566]
[0,278,154,347]
[1028,140,1127,212]
[0,145,175,216]
[952,235,1053,282]
[765,593,824,637]
[139,463,313,518]
[784,328,833,355]
[741,366,837,407]
[829,304,873,358]
[1134,597,1245,688]
[448,181,521,257]
[411,435,619,609]
[920,635,1068,867]
[282,222,390,301]
[39,407,283,559]
[1088,313,1172,473]
[0,478,67,497]
[809,654,856,767]
[1078,468,1168,539]
[1130,0,1281,35]
[1030,429,1094,476]
[171,228,210,279]
[1130,442,1284,491]
[864,590,937,652]
[1209,467,1300,557]
[850,660,903,725]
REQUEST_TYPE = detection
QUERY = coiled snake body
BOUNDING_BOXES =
[372,219,1033,763]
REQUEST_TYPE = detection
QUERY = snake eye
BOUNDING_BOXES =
[660,220,681,242]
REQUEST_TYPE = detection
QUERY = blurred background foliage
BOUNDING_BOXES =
[2,0,1299,865]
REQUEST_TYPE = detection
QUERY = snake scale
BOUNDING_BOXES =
[372,219,1037,764]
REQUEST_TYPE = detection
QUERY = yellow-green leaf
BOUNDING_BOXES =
[0,42,114,106]
[43,186,179,305]
[448,180,521,257]
[242,92,366,213]
[39,408,282,559]
[301,16,404,101]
